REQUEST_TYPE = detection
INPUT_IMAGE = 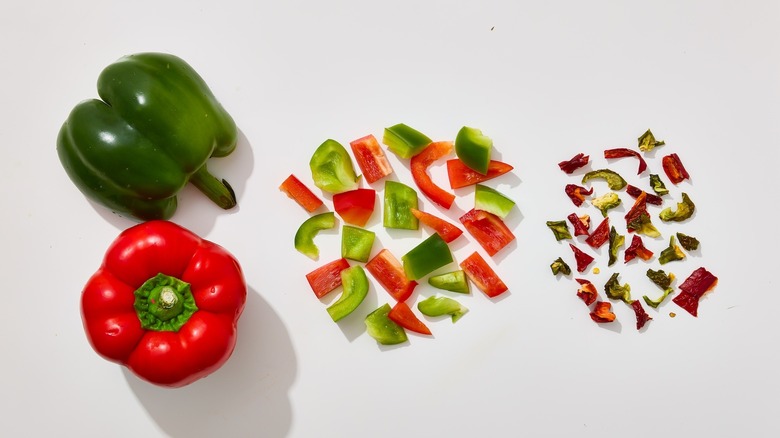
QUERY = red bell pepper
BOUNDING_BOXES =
[447,159,513,189]
[279,174,323,213]
[567,213,591,236]
[569,243,594,273]
[564,184,593,207]
[460,251,508,297]
[604,148,647,174]
[333,188,376,227]
[410,208,463,243]
[630,300,652,330]
[662,153,690,184]
[306,258,351,298]
[459,209,516,256]
[411,141,456,209]
[575,279,597,305]
[80,220,247,388]
[584,217,609,249]
[388,301,432,335]
[365,249,418,302]
[558,153,589,174]
[590,301,616,323]
[626,184,663,206]
[350,134,393,184]
[624,235,654,263]
[672,267,718,317]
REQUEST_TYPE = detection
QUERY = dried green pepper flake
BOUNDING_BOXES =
[643,288,674,309]
[638,129,665,152]
[676,232,700,251]
[659,193,695,222]
[550,257,571,276]
[646,269,674,289]
[592,192,622,217]
[582,169,628,190]
[546,220,572,241]
[649,174,669,196]
[608,226,625,266]
[659,235,686,264]
[604,272,632,303]
[627,211,661,238]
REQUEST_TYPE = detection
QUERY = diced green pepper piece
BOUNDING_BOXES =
[428,270,470,293]
[309,139,359,194]
[546,220,572,241]
[659,193,695,222]
[402,233,453,280]
[608,226,625,266]
[627,212,661,238]
[475,184,515,218]
[592,192,622,217]
[676,232,700,251]
[637,129,665,152]
[341,225,376,262]
[550,257,571,276]
[646,269,675,289]
[327,265,369,322]
[365,303,408,345]
[649,174,669,196]
[418,296,469,323]
[455,126,493,174]
[659,236,685,264]
[582,169,627,190]
[643,288,674,308]
[383,123,432,159]
[294,212,336,260]
[383,180,419,230]
[604,272,632,303]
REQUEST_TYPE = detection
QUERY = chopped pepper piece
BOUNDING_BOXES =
[341,225,376,262]
[418,296,469,323]
[410,208,463,243]
[592,192,622,217]
[672,267,718,317]
[455,126,493,174]
[366,249,418,302]
[624,235,654,263]
[326,265,369,322]
[365,303,408,345]
[585,217,610,249]
[383,123,431,159]
[647,269,675,290]
[626,185,663,206]
[643,288,674,309]
[590,301,616,323]
[608,226,625,266]
[582,169,627,190]
[428,270,470,293]
[402,233,453,281]
[677,232,700,251]
[564,184,593,207]
[460,252,508,297]
[306,258,351,298]
[567,213,591,236]
[546,220,572,241]
[576,278,598,305]
[649,174,669,196]
[349,134,393,184]
[558,153,590,174]
[309,139,360,194]
[630,300,653,330]
[662,153,690,184]
[604,148,647,174]
[638,129,665,152]
[388,302,432,335]
[551,257,572,276]
[659,193,695,222]
[569,244,595,273]
[604,272,632,303]
[333,188,376,227]
[475,184,515,219]
[659,235,686,265]
[460,209,516,256]
[447,159,514,189]
[625,192,661,238]
[279,174,323,213]
[294,212,337,260]
[411,141,456,208]
[383,180,419,230]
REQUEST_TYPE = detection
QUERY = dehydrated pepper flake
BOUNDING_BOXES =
[630,300,653,330]
[626,184,663,206]
[590,301,616,323]
[676,232,700,251]
[565,184,593,207]
[576,278,598,305]
[624,234,654,263]
[662,153,690,184]
[604,148,647,174]
[584,217,610,249]
[551,257,571,276]
[672,267,718,317]
[569,243,595,273]
[558,153,590,174]
[638,129,665,152]
[546,220,572,241]
[604,272,632,303]
[567,212,591,236]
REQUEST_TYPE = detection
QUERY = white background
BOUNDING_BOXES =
[2,1,779,437]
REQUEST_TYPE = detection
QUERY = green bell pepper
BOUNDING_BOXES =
[607,226,625,266]
[402,233,453,280]
[365,303,408,345]
[550,257,571,276]
[604,273,632,304]
[455,126,493,175]
[659,193,695,222]
[383,123,431,159]
[418,296,468,323]
[309,139,360,194]
[383,181,419,230]
[474,184,515,218]
[582,169,627,190]
[659,235,686,265]
[428,270,470,293]
[341,225,375,262]
[327,265,369,322]
[57,52,238,221]
[295,212,337,260]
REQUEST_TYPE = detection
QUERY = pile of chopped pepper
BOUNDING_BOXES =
[281,124,518,345]
[548,129,718,330]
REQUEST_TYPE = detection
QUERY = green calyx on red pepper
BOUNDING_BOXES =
[57,53,238,221]
[134,274,198,332]
[455,126,493,175]
[383,180,419,230]
[383,123,432,159]
[326,265,369,322]
[295,212,337,260]
[402,233,453,281]
[310,139,360,194]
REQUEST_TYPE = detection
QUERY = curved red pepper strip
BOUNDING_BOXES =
[411,141,456,209]
[564,184,593,207]
[604,148,647,174]
[626,184,663,206]
[410,208,463,243]
[558,153,590,174]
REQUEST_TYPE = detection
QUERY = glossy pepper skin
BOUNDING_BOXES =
[81,220,247,388]
[57,53,238,221]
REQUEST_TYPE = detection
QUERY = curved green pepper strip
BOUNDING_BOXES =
[57,52,238,221]
[475,184,515,218]
[309,139,360,194]
[455,126,493,175]
[418,296,469,322]
[659,193,695,222]
[365,303,408,345]
[428,270,470,293]
[582,169,627,190]
[294,212,336,260]
[327,265,369,322]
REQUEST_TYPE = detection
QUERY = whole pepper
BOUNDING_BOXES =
[57,53,238,221]
[81,221,247,387]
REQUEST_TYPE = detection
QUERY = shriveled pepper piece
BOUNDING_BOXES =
[418,295,469,323]
[388,302,432,335]
[402,233,453,281]
[366,249,418,302]
[662,153,690,184]
[546,220,572,241]
[551,257,572,276]
[649,174,669,196]
[582,169,627,190]
[428,270,470,293]
[447,159,514,189]
[590,301,616,323]
[326,265,369,322]
[659,193,695,222]
[567,213,591,236]
[643,269,676,308]
[410,141,456,209]
[569,244,595,273]
[455,126,493,175]
[306,258,350,298]
[626,185,663,206]
[279,174,323,213]
[637,129,665,152]
[383,181,419,230]
[592,192,622,217]
[383,123,431,159]
[672,267,718,317]
[564,184,593,207]
[630,300,653,330]
[585,217,610,249]
[349,134,393,184]
[643,288,674,309]
[575,278,597,305]
[365,303,408,345]
[604,148,647,174]
[604,272,632,303]
[608,225,625,266]
[410,208,463,243]
[460,252,508,297]
[659,235,686,265]
[625,192,661,238]
[677,232,700,251]
[294,212,337,260]
[624,235,654,263]
[558,153,590,174]
[461,209,516,256]
[309,139,360,194]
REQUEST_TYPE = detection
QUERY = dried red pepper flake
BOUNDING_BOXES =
[626,185,663,206]
[672,267,718,317]
[630,300,653,330]
[604,148,647,174]
[662,153,690,184]
[558,153,590,174]
[584,217,609,249]
[590,301,616,323]
[575,278,598,305]
[567,213,591,236]
[564,184,593,207]
[569,243,595,273]
[624,234,654,263]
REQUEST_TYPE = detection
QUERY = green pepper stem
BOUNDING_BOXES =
[190,165,237,210]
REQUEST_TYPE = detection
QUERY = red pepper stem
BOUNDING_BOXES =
[190,164,237,210]
[134,273,199,332]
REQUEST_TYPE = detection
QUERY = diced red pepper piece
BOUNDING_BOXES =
[460,251,508,298]
[411,141,456,209]
[279,174,323,213]
[604,148,647,174]
[624,235,654,263]
[584,217,609,249]
[459,209,516,256]
[306,258,350,298]
[410,208,463,243]
[558,153,590,174]
[672,267,718,317]
[564,184,593,207]
[626,185,663,206]
[567,213,591,237]
[333,188,376,227]
[590,301,616,323]
[349,134,393,184]
[447,159,514,189]
[365,249,418,302]
[630,300,652,330]
[569,244,595,273]
[388,301,432,335]
[662,153,690,184]
[624,191,648,232]
[575,278,597,305]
